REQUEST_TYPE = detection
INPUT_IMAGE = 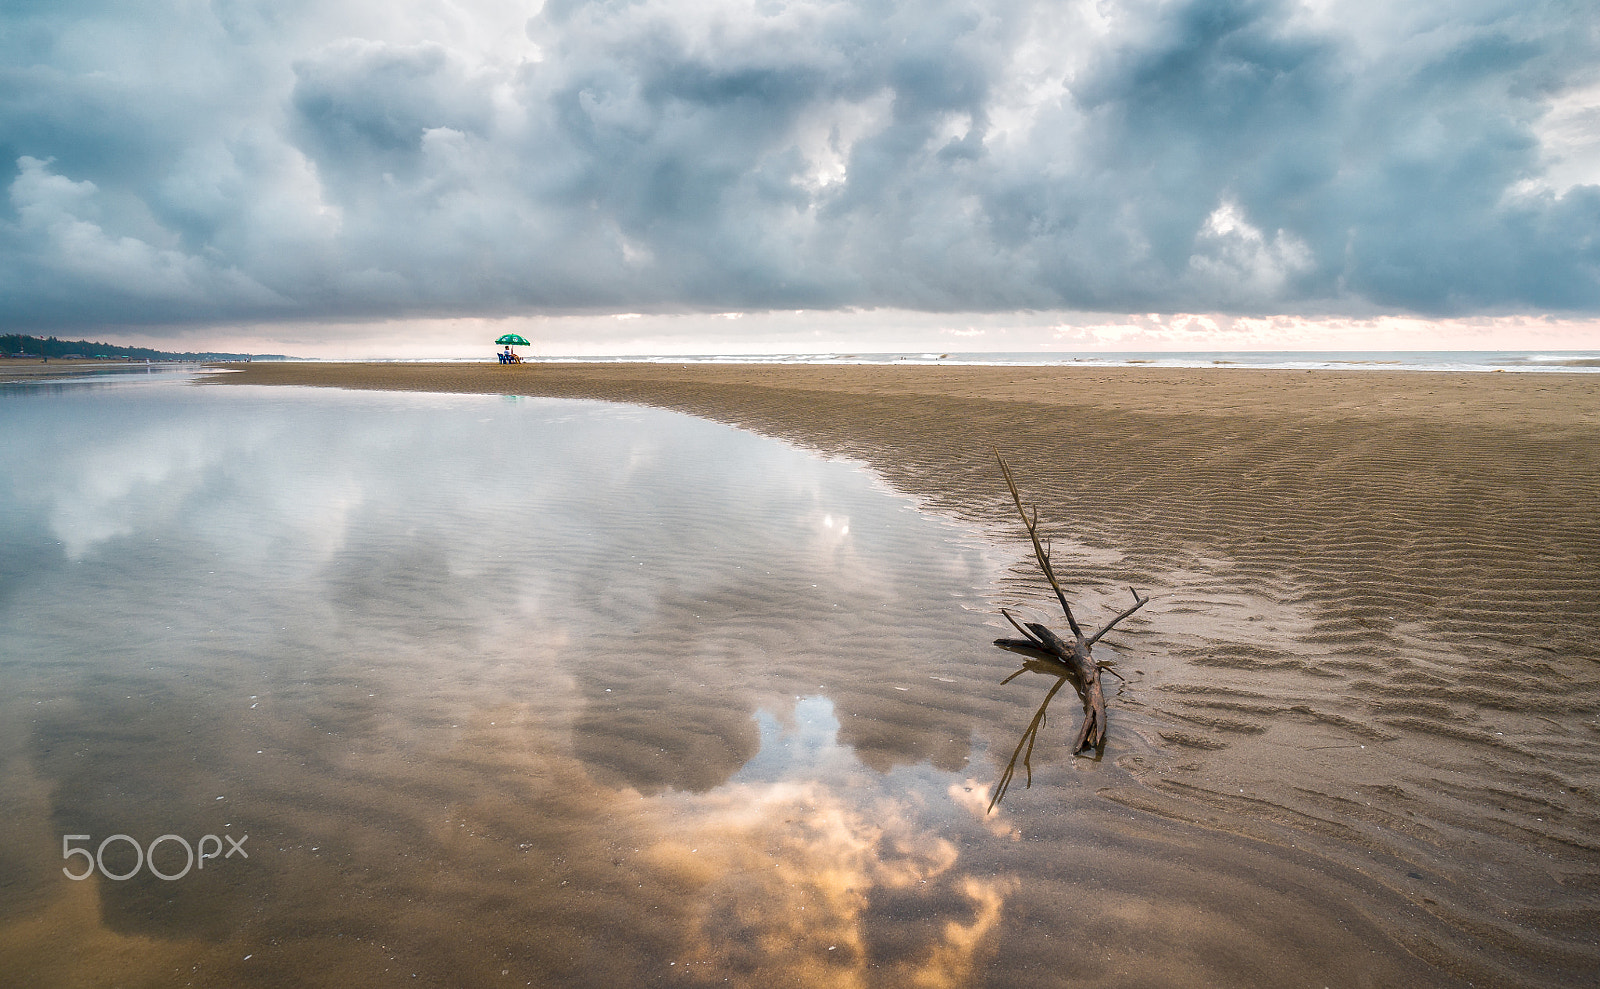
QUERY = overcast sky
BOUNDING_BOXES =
[3,0,1598,354]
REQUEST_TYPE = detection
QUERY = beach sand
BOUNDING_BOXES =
[196,360,1600,984]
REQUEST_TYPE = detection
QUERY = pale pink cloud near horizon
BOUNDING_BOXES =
[121,310,1600,360]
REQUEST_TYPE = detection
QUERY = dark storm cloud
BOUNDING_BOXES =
[0,0,1596,334]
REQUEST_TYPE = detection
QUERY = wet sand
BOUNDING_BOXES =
[0,358,125,378]
[197,360,1600,985]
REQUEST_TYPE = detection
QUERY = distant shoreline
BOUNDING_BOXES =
[200,349,1600,373]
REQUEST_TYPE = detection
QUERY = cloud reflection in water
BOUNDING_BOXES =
[0,378,1010,987]
[647,696,1008,986]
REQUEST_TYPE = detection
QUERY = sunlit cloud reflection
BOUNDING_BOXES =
[642,697,1010,986]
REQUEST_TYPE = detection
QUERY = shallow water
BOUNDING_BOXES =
[0,378,1589,987]
[0,380,1009,983]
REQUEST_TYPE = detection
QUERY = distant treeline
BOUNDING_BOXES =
[0,334,285,361]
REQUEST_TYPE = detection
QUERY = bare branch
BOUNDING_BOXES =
[1069,698,1098,753]
[996,449,1082,638]
[990,449,1147,780]
[994,640,1072,671]
[1001,607,1045,647]
[1087,587,1149,646]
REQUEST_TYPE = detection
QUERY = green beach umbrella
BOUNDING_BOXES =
[495,334,531,346]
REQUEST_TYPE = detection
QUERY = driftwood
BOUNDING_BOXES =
[990,451,1147,810]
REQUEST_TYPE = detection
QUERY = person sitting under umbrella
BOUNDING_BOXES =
[496,334,529,363]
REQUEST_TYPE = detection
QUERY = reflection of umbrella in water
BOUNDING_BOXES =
[496,333,531,362]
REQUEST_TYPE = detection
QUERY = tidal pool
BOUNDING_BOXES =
[0,377,1473,987]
